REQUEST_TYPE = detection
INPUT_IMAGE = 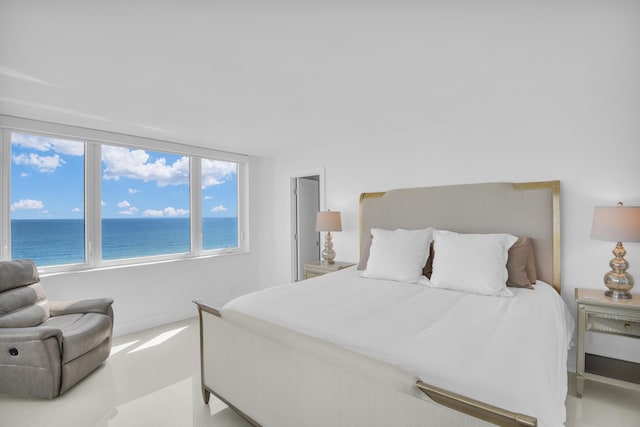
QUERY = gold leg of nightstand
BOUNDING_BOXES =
[576,375,585,398]
[576,304,586,398]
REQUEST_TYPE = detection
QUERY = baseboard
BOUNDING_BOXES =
[585,353,640,385]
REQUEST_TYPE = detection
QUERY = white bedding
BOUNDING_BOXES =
[222,267,575,427]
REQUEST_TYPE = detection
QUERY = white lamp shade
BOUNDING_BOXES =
[591,206,640,242]
[316,211,342,232]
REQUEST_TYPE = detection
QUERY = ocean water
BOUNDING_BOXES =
[10,217,238,267]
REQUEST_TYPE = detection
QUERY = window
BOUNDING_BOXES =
[0,116,248,271]
[201,159,238,251]
[10,132,85,267]
[101,145,191,260]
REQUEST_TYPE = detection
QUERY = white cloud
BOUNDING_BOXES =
[71,207,82,213]
[20,172,29,178]
[117,200,130,208]
[11,133,54,152]
[11,133,83,156]
[118,207,139,215]
[118,206,138,215]
[142,207,189,217]
[101,200,107,207]
[51,139,84,156]
[143,209,164,217]
[211,204,227,213]
[12,153,65,172]
[163,207,189,217]
[11,199,44,211]
[101,146,189,187]
[202,159,236,188]
[128,188,138,194]
[204,195,213,200]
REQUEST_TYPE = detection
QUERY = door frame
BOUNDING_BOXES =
[289,168,325,282]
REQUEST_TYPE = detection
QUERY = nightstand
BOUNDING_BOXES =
[303,260,355,280]
[575,288,640,397]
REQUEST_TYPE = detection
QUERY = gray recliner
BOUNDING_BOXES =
[0,259,114,399]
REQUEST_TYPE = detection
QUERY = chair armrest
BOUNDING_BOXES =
[0,326,62,343]
[49,298,114,317]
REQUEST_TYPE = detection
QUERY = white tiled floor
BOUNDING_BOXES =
[0,318,248,427]
[1,317,638,426]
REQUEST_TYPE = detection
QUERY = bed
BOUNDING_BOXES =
[194,181,575,427]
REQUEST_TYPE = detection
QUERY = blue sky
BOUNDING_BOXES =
[10,133,237,220]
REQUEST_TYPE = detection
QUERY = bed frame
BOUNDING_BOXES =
[195,180,561,427]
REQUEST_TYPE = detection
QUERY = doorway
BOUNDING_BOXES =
[291,174,321,281]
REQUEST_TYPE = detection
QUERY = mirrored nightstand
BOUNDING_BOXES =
[575,288,640,397]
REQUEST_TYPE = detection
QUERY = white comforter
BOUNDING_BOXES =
[222,267,575,427]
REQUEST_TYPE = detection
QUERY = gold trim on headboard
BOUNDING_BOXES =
[359,192,386,262]
[514,180,561,293]
[359,181,561,294]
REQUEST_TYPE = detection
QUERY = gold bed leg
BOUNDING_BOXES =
[194,301,211,404]
[193,301,262,426]
[194,300,222,405]
[416,380,537,427]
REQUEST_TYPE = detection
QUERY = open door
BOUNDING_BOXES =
[292,176,320,281]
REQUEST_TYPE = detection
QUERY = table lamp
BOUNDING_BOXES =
[591,202,640,299]
[316,210,342,264]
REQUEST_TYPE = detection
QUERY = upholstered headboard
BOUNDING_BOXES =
[359,181,561,292]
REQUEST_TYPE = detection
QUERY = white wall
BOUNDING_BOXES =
[40,155,264,337]
[257,1,640,366]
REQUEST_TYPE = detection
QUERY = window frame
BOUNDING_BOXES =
[0,115,249,274]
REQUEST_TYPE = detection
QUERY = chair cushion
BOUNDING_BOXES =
[43,313,112,364]
[0,283,50,327]
[0,259,39,292]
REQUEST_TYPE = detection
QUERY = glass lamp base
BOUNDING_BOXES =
[603,243,634,300]
[605,289,632,299]
[322,232,336,264]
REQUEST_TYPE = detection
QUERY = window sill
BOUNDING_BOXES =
[38,248,250,278]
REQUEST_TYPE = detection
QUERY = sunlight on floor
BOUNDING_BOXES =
[129,326,189,353]
[109,340,140,356]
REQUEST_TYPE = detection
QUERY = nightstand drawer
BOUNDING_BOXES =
[587,313,640,338]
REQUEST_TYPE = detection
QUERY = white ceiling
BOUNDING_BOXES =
[2,1,606,157]
[0,0,517,156]
[1,1,435,156]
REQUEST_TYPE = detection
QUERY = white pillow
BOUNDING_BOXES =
[361,228,433,283]
[426,230,517,297]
